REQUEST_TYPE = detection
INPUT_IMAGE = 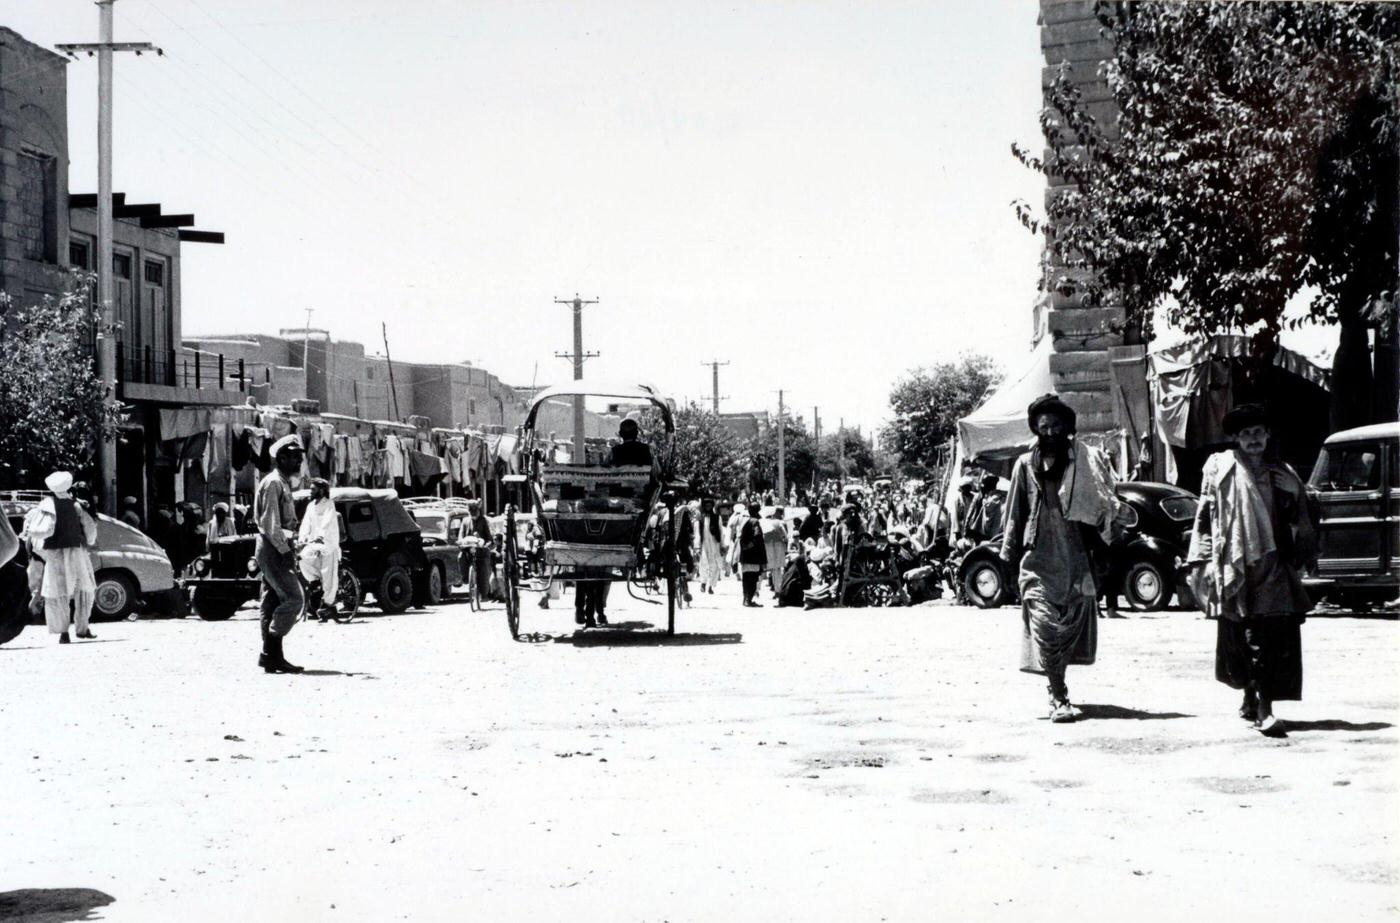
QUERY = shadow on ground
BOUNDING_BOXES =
[555,629,743,647]
[0,887,114,922]
[1286,719,1394,733]
[1075,704,1194,721]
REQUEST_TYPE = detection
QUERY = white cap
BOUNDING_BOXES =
[45,471,73,494]
[270,434,304,458]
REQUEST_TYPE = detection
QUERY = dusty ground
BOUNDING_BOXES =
[0,580,1396,922]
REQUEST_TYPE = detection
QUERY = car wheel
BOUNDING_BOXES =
[377,565,413,614]
[1122,558,1170,611]
[426,564,445,605]
[92,570,136,621]
[962,560,1006,609]
[191,586,244,621]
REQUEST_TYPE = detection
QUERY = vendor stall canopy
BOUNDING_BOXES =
[525,380,675,433]
[956,337,1054,469]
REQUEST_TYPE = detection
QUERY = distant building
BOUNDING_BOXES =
[0,26,235,515]
[718,411,769,442]
[183,330,613,437]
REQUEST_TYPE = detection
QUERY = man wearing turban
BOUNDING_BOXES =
[1001,395,1124,722]
[24,471,98,644]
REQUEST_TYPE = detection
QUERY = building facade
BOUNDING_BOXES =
[0,26,239,517]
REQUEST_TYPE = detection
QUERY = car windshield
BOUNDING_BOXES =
[413,513,448,540]
[1309,444,1381,492]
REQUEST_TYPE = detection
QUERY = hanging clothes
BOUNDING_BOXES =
[385,434,408,481]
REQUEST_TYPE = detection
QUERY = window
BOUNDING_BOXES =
[69,239,91,270]
[144,260,164,286]
[16,151,56,262]
[113,253,132,279]
[1308,445,1381,492]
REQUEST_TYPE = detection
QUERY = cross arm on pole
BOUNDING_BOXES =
[56,42,161,55]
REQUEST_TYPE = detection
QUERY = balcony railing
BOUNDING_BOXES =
[115,342,247,394]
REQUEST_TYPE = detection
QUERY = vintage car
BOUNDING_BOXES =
[1304,422,1400,609]
[958,480,1199,611]
[2,492,176,621]
[182,487,462,620]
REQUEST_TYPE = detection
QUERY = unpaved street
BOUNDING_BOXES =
[1,585,1396,922]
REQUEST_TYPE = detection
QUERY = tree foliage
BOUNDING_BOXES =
[884,353,1001,477]
[817,429,876,483]
[640,402,746,499]
[0,278,115,489]
[745,415,818,494]
[1013,1,1400,355]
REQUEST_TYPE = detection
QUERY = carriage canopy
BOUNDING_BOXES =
[524,379,675,434]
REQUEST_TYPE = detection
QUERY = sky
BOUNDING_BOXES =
[7,0,1047,435]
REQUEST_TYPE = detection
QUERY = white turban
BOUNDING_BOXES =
[45,471,73,494]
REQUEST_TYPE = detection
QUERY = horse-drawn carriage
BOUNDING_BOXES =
[500,381,685,639]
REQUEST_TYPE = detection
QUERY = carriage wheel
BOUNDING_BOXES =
[854,581,898,608]
[504,508,521,639]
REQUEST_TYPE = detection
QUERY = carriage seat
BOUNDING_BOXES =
[536,464,653,556]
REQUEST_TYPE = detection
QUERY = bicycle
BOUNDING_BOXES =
[297,542,361,623]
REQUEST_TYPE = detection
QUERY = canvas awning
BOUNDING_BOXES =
[956,337,1055,466]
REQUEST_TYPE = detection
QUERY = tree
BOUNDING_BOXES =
[639,402,746,498]
[884,353,1001,477]
[745,415,817,495]
[817,428,877,483]
[0,277,116,490]
[1014,2,1400,426]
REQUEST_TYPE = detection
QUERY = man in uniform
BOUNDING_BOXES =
[255,435,306,673]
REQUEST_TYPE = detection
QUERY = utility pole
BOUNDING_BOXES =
[382,322,401,421]
[838,417,845,488]
[812,406,820,488]
[303,307,314,399]
[701,360,729,414]
[554,294,599,461]
[776,390,786,503]
[58,2,159,515]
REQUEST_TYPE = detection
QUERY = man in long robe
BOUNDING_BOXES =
[298,478,341,620]
[695,499,727,594]
[1001,395,1121,723]
[24,471,98,644]
[1187,403,1314,737]
[255,435,306,673]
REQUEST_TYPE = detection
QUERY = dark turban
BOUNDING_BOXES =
[1027,393,1077,435]
[1222,403,1269,436]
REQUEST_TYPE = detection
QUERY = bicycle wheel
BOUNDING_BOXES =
[467,559,481,612]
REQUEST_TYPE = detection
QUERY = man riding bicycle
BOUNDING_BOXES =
[298,478,342,621]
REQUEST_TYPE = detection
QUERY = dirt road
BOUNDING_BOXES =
[1,583,1395,921]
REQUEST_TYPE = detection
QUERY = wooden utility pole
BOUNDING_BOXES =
[302,307,314,399]
[776,390,786,503]
[382,322,401,421]
[701,360,729,414]
[812,406,820,488]
[554,294,599,461]
[58,2,159,514]
[837,417,845,487]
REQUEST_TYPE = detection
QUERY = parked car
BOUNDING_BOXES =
[1304,422,1399,609]
[405,499,478,589]
[957,480,1199,612]
[1,492,176,621]
[181,488,462,620]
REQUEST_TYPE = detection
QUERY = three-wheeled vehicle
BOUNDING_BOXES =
[502,380,683,638]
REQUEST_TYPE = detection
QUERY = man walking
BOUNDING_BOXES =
[298,478,341,621]
[255,436,306,673]
[26,472,98,644]
[1001,395,1122,723]
[737,503,768,607]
